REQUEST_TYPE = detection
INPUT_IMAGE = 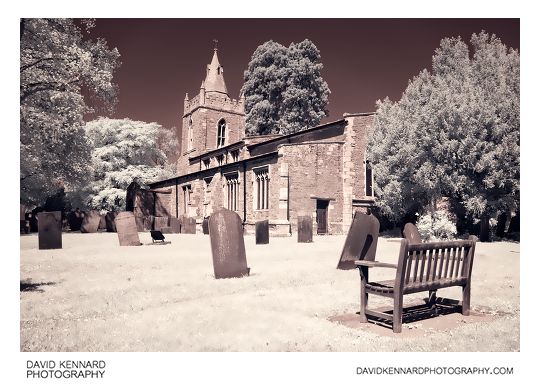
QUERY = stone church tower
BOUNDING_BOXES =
[177,48,245,175]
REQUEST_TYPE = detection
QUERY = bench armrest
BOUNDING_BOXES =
[354,260,397,269]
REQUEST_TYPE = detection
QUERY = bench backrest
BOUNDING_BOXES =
[395,236,477,289]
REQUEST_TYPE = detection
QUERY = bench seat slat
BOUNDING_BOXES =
[365,277,467,295]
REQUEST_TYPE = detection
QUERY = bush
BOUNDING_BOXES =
[416,210,457,241]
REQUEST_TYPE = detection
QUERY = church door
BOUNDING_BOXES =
[316,199,329,234]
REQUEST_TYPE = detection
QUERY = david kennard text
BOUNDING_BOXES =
[27,360,106,379]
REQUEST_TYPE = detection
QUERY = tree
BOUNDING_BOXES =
[369,32,519,239]
[82,118,178,212]
[20,18,121,206]
[242,39,330,135]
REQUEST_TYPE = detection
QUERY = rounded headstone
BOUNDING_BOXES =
[80,210,101,233]
[181,216,196,234]
[38,211,62,249]
[209,209,249,279]
[297,215,313,243]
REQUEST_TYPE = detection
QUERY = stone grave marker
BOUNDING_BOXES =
[154,216,169,231]
[403,222,422,244]
[38,211,62,249]
[202,217,209,234]
[297,215,313,243]
[135,215,145,232]
[105,211,118,232]
[255,219,269,244]
[114,212,142,246]
[336,211,380,270]
[81,210,101,233]
[98,214,106,231]
[170,217,181,233]
[181,216,196,234]
[67,210,83,231]
[209,209,249,279]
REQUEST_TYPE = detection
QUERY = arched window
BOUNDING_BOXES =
[365,160,373,196]
[217,119,226,147]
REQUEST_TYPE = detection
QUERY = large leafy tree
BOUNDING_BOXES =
[82,118,178,212]
[242,39,330,135]
[369,32,519,238]
[20,18,120,206]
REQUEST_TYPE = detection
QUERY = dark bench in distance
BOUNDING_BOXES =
[355,236,477,333]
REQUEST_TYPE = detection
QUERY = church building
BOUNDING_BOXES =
[148,48,376,235]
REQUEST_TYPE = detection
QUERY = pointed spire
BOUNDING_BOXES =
[184,92,189,101]
[203,44,228,96]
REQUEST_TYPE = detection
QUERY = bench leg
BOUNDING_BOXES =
[428,290,437,308]
[393,293,403,333]
[359,266,368,323]
[462,283,471,316]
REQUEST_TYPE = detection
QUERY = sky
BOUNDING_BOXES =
[87,18,519,130]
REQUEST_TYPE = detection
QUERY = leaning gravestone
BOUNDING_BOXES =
[209,209,249,279]
[169,217,181,233]
[114,212,142,246]
[202,217,209,234]
[181,216,196,234]
[255,220,269,244]
[105,211,118,232]
[403,222,422,244]
[297,215,313,243]
[336,211,380,270]
[81,210,101,233]
[38,211,62,249]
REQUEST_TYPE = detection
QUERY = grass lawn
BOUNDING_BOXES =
[20,232,519,352]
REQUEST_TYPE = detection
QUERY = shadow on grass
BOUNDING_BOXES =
[360,297,463,330]
[20,280,56,292]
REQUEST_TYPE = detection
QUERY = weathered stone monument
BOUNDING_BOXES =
[181,216,196,234]
[202,217,209,234]
[336,211,380,270]
[67,209,83,231]
[154,216,169,232]
[169,217,181,233]
[403,222,422,244]
[297,215,313,243]
[105,211,118,232]
[81,210,101,233]
[114,212,142,246]
[38,211,62,249]
[255,219,269,244]
[209,209,249,279]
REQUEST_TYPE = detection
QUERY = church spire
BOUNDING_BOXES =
[203,42,228,96]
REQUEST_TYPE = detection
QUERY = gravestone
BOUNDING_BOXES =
[105,211,118,232]
[81,210,101,233]
[209,209,249,279]
[181,216,196,234]
[202,217,209,234]
[144,216,154,231]
[297,215,313,243]
[255,220,269,244]
[154,216,169,232]
[38,211,62,249]
[403,222,422,244]
[114,212,142,246]
[336,211,380,270]
[135,215,145,232]
[98,214,106,230]
[67,210,83,231]
[169,217,181,233]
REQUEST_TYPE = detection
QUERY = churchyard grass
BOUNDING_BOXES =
[20,233,519,351]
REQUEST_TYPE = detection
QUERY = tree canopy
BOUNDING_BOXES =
[369,31,519,227]
[20,18,121,206]
[82,118,178,212]
[241,39,330,136]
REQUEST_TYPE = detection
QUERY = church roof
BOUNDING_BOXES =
[203,49,228,96]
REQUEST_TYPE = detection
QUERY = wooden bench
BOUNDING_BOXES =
[355,236,477,333]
